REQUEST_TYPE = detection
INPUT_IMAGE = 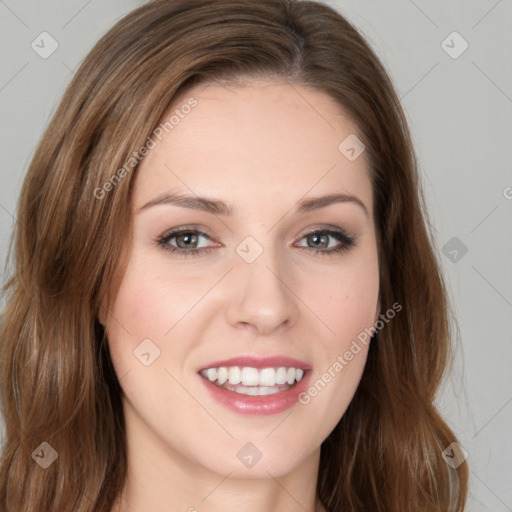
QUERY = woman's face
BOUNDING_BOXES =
[104,80,380,479]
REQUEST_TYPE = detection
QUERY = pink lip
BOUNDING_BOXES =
[198,355,311,371]
[197,355,312,415]
[199,374,310,415]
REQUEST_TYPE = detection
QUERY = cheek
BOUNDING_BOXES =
[109,256,203,339]
[296,253,378,419]
[302,252,380,346]
[104,262,207,431]
[326,270,379,337]
[105,259,168,373]
[105,253,219,381]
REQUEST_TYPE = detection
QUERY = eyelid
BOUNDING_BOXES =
[295,224,353,239]
[160,225,219,242]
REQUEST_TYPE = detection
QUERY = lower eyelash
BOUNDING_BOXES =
[315,238,356,255]
[164,247,210,257]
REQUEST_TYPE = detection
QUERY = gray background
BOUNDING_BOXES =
[0,1,511,510]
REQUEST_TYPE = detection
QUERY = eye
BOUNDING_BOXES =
[156,227,356,258]
[157,228,217,257]
[295,229,356,255]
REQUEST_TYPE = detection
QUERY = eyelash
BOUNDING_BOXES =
[156,227,357,258]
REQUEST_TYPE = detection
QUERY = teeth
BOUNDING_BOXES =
[275,367,288,385]
[223,383,285,396]
[200,366,306,391]
[228,367,242,385]
[241,367,259,386]
[259,368,276,386]
[217,367,228,385]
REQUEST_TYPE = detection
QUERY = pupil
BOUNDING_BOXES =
[310,233,327,248]
[177,233,197,249]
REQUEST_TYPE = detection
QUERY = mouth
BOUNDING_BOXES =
[197,356,311,415]
[199,366,306,396]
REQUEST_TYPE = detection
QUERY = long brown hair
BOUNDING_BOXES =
[0,0,468,510]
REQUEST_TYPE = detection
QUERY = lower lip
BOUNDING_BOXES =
[199,373,310,415]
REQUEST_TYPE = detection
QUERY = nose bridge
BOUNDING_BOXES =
[226,235,298,334]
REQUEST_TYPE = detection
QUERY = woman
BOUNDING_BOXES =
[0,0,468,510]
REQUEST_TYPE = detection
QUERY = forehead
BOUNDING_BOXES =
[133,80,373,219]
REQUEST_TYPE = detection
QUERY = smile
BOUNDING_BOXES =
[200,366,305,396]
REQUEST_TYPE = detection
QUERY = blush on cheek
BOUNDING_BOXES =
[114,271,166,329]
[326,285,378,332]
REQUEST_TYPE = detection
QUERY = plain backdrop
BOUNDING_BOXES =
[0,1,511,510]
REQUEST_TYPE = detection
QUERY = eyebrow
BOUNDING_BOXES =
[137,192,369,217]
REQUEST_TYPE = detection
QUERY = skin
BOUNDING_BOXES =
[105,79,380,512]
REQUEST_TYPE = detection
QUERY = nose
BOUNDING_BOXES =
[224,247,300,336]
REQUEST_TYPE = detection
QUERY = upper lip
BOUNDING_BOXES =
[198,355,311,372]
